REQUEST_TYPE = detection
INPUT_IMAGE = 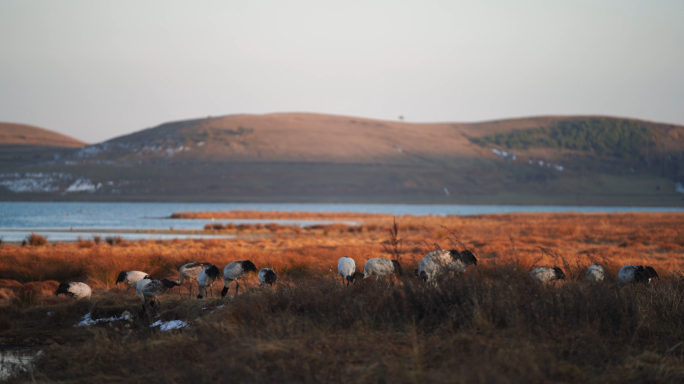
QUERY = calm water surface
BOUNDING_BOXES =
[0,202,681,242]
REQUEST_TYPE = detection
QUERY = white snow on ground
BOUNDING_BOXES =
[65,178,101,193]
[150,320,188,331]
[74,145,103,158]
[75,312,132,327]
[490,148,516,162]
[0,172,72,192]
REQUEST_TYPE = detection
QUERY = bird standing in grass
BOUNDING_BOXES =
[363,258,402,286]
[585,265,605,282]
[141,278,180,314]
[530,267,566,284]
[221,260,258,297]
[258,268,277,287]
[417,249,478,284]
[337,257,363,286]
[618,265,659,285]
[197,265,221,299]
[176,262,213,298]
[136,275,152,300]
[115,270,148,294]
[55,282,91,300]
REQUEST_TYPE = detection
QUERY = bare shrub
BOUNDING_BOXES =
[26,233,48,247]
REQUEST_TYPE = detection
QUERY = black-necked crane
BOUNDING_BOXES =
[220,260,258,297]
[258,268,277,287]
[136,275,152,300]
[585,265,605,282]
[176,262,213,298]
[417,249,478,284]
[363,258,402,286]
[140,278,180,314]
[618,265,659,285]
[115,270,148,294]
[55,282,91,300]
[197,265,220,299]
[337,257,363,286]
[530,267,566,284]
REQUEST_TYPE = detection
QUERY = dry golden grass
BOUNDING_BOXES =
[0,212,681,298]
[1,212,684,383]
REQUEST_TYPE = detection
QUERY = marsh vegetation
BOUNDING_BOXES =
[0,212,683,382]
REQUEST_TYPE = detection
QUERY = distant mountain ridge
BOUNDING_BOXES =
[0,122,85,147]
[1,113,683,206]
[71,113,684,165]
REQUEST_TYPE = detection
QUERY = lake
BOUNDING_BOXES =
[0,202,682,242]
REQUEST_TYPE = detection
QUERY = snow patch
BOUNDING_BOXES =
[490,148,516,163]
[74,145,103,159]
[150,320,188,331]
[75,312,131,327]
[676,182,684,194]
[0,172,73,193]
[65,178,100,193]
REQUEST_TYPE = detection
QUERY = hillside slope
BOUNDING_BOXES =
[1,113,683,205]
[0,123,85,147]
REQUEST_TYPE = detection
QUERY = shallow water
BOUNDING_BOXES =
[0,202,682,242]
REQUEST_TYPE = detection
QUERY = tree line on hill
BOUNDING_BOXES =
[471,118,655,158]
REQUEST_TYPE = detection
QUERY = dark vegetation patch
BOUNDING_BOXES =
[4,270,684,383]
[471,118,655,157]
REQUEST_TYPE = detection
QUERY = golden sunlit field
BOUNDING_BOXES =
[1,212,683,383]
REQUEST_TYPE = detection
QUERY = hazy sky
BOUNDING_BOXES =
[1,0,683,143]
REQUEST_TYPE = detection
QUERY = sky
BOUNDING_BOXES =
[1,0,683,143]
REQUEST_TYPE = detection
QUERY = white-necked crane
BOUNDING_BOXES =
[221,260,258,297]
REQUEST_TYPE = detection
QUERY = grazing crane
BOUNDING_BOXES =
[115,270,148,293]
[417,249,478,284]
[197,265,220,299]
[258,268,277,287]
[530,267,566,284]
[585,265,605,282]
[140,278,181,314]
[618,265,659,285]
[54,282,91,300]
[337,257,363,286]
[363,258,403,286]
[136,275,152,300]
[221,260,258,297]
[176,262,213,298]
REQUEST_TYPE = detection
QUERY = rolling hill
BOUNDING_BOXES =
[0,123,85,147]
[1,113,683,205]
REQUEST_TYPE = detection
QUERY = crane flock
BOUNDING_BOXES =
[54,247,661,317]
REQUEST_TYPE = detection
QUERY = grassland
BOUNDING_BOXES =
[1,212,683,382]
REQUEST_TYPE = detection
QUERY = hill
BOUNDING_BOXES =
[0,113,683,205]
[0,123,85,147]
